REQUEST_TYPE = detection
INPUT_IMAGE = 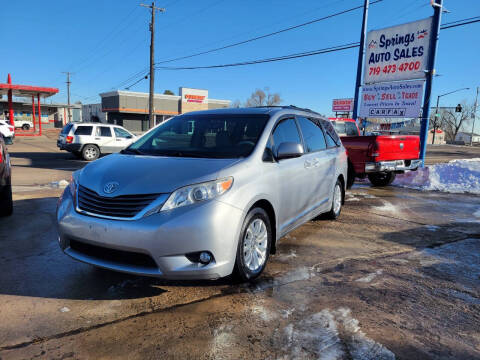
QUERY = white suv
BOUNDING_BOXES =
[57,123,136,161]
[0,120,15,144]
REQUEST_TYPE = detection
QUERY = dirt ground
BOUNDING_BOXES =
[0,137,479,359]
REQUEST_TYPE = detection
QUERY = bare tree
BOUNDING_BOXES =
[439,101,472,142]
[245,87,282,107]
[230,100,241,108]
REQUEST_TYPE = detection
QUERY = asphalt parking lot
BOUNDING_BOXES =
[0,136,479,359]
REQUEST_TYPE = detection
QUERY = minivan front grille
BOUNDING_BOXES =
[77,185,160,218]
[69,239,158,269]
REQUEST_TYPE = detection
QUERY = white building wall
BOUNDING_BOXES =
[82,103,106,123]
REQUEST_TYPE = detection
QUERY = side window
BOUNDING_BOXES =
[325,132,338,148]
[96,126,112,137]
[74,126,93,136]
[271,118,301,153]
[114,127,131,138]
[322,120,341,146]
[297,117,326,152]
[345,122,359,136]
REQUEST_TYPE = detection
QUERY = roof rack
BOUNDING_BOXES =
[248,105,322,115]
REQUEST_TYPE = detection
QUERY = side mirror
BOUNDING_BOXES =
[276,142,304,160]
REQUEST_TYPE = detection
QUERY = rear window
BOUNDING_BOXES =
[74,126,93,136]
[61,123,74,135]
[345,122,359,136]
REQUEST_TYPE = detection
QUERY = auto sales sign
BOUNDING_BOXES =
[363,17,433,84]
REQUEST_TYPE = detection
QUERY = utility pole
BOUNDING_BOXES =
[62,72,72,123]
[140,2,165,129]
[471,86,479,146]
[419,0,443,166]
[352,0,369,135]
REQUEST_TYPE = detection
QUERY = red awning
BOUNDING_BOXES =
[0,83,58,98]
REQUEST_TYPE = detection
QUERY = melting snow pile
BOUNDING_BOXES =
[394,158,480,194]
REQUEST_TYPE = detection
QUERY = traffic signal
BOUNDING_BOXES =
[455,104,462,112]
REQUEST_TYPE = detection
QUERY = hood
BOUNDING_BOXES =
[78,153,240,196]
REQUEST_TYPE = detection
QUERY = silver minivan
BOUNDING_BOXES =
[56,107,348,281]
[57,123,136,161]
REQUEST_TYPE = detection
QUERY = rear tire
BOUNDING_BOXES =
[368,172,396,187]
[22,124,30,130]
[82,144,100,161]
[233,207,271,282]
[326,179,343,220]
[0,182,13,217]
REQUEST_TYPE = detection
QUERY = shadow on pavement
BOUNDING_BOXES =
[0,197,234,301]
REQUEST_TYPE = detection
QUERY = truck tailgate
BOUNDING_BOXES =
[375,135,419,161]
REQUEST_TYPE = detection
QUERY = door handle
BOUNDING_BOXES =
[95,137,100,140]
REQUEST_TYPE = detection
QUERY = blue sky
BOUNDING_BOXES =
[3,0,479,129]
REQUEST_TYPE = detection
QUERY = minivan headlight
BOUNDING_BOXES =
[161,177,233,212]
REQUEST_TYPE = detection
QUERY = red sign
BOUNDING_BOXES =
[185,94,206,103]
[332,98,353,112]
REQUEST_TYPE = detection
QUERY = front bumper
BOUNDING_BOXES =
[56,189,245,280]
[365,159,422,173]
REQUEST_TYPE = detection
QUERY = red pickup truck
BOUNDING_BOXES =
[329,118,421,187]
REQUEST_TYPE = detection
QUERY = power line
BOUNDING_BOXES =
[440,17,480,29]
[441,15,480,27]
[154,0,383,65]
[155,42,360,70]
[151,14,480,72]
[125,75,149,90]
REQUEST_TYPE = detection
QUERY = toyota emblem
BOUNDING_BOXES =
[103,181,119,194]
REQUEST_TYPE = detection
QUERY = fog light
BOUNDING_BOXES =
[199,252,212,264]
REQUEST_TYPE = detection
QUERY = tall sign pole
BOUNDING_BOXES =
[471,86,479,146]
[352,0,369,132]
[141,2,165,129]
[419,0,443,166]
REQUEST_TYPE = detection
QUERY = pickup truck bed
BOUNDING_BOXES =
[329,118,421,187]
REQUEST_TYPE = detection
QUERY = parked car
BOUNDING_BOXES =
[329,118,421,187]
[56,106,348,281]
[0,136,13,216]
[57,123,136,161]
[0,120,15,144]
[14,119,33,130]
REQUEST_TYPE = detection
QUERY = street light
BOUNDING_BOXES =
[432,87,470,144]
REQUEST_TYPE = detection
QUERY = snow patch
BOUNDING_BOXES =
[394,158,480,194]
[49,179,69,188]
[276,250,298,262]
[372,200,398,213]
[356,269,383,283]
[424,225,440,231]
[282,308,395,360]
[59,307,70,313]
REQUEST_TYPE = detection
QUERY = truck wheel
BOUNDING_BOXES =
[368,172,396,187]
[0,182,13,217]
[22,124,30,130]
[82,144,100,161]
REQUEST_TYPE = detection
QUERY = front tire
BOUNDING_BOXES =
[233,208,272,282]
[326,179,343,220]
[368,172,396,187]
[0,182,13,217]
[22,124,30,130]
[82,144,100,161]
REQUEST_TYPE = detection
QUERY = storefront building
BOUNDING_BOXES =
[100,87,230,132]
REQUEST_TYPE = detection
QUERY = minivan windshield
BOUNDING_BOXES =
[126,114,269,158]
